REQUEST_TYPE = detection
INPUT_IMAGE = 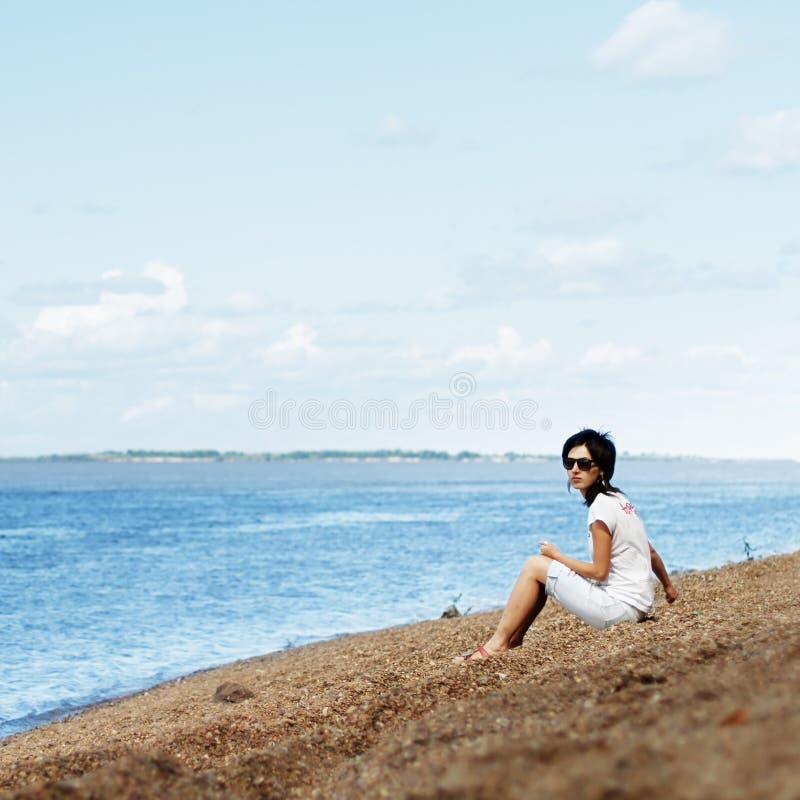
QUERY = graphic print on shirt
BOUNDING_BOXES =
[619,502,637,516]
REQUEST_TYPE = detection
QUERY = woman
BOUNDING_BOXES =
[457,428,678,662]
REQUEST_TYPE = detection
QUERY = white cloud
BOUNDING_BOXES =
[686,345,754,365]
[379,113,407,139]
[2,263,207,377]
[179,318,251,360]
[538,236,624,268]
[121,396,173,423]
[555,280,604,296]
[725,109,800,172]
[226,290,267,313]
[581,343,643,367]
[192,393,245,412]
[593,1,731,79]
[260,324,321,365]
[5,264,300,384]
[448,326,552,367]
[526,196,653,234]
[31,262,187,339]
[377,113,434,147]
[456,244,772,304]
[423,285,465,311]
[101,269,123,281]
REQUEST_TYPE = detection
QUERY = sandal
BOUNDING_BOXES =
[453,645,491,663]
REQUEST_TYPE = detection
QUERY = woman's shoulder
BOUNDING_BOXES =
[590,490,625,509]
[590,491,639,518]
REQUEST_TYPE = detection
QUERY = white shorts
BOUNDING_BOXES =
[544,561,644,630]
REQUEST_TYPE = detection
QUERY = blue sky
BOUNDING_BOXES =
[1,1,798,458]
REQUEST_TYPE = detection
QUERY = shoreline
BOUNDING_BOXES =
[0,549,786,745]
[1,552,798,798]
[0,632,349,743]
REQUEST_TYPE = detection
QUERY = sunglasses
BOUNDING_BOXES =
[562,457,596,471]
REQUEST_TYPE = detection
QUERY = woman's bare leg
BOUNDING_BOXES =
[508,588,548,648]
[465,555,552,659]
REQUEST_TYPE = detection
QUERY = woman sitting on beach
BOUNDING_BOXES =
[458,428,678,662]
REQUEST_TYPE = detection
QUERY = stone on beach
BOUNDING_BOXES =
[212,683,254,704]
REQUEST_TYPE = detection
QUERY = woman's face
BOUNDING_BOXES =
[565,444,602,497]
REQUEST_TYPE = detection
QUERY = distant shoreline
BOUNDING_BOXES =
[0,449,793,464]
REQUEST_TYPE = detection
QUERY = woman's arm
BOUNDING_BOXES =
[649,543,679,602]
[539,521,612,582]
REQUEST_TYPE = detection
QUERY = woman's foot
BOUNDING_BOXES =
[453,644,505,663]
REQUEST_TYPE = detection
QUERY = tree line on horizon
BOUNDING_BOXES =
[24,448,544,462]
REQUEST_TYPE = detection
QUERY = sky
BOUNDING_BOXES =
[1,1,798,459]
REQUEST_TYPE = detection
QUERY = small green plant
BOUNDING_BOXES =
[743,537,757,561]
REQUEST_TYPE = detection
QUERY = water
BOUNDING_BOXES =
[1,458,798,738]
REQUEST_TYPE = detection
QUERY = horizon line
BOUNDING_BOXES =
[0,448,795,464]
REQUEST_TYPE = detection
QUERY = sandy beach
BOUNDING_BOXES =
[1,552,798,799]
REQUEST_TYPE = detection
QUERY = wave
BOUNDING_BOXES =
[235,509,464,533]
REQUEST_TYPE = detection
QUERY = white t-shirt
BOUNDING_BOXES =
[586,491,655,613]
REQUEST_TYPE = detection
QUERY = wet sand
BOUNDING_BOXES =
[1,552,798,799]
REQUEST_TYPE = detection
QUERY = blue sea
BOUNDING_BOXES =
[1,458,799,738]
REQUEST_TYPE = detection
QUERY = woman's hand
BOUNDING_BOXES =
[539,540,561,560]
[538,524,611,582]
[664,582,679,603]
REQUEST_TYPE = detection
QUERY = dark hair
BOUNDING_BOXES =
[561,428,623,506]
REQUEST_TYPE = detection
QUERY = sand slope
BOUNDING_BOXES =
[1,553,798,799]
